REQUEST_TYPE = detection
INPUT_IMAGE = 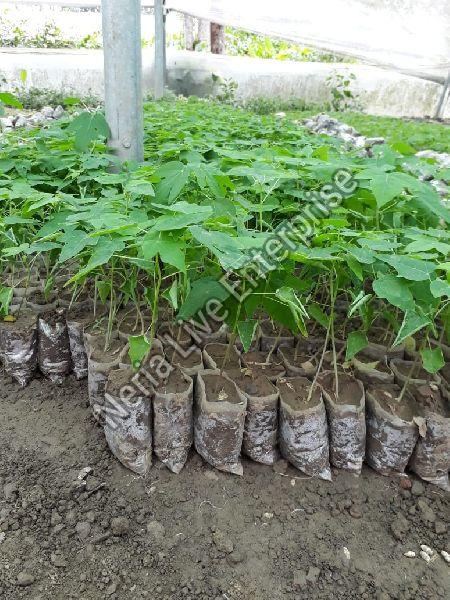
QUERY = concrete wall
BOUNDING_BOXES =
[1,48,448,118]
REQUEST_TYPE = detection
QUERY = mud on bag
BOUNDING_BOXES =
[409,386,450,491]
[66,309,103,380]
[365,385,419,476]
[320,372,366,474]
[194,370,247,475]
[278,377,331,480]
[228,368,279,465]
[37,308,71,383]
[153,366,194,474]
[104,368,152,475]
[0,311,38,386]
[85,331,127,422]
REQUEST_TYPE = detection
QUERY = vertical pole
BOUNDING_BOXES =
[434,72,450,119]
[154,0,166,100]
[102,0,143,163]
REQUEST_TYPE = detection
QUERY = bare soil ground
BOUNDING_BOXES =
[0,372,448,600]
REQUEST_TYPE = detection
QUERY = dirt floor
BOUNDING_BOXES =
[0,372,448,600]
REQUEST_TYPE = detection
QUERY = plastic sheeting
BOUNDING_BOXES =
[167,0,450,82]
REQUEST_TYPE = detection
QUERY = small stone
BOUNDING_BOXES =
[227,550,245,565]
[17,572,35,587]
[14,116,27,128]
[75,521,91,540]
[110,516,130,536]
[50,553,67,568]
[441,550,450,564]
[212,531,234,554]
[53,105,65,119]
[41,106,54,119]
[51,510,62,526]
[404,551,416,558]
[306,566,320,584]
[3,482,18,501]
[411,480,424,496]
[390,514,409,540]
[399,478,412,490]
[434,521,447,535]
[349,506,362,519]
[146,520,165,542]
[417,500,435,523]
[293,569,307,589]
[106,582,117,595]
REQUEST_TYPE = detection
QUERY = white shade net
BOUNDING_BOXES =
[167,0,450,82]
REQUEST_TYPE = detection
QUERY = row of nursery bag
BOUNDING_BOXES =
[98,339,449,492]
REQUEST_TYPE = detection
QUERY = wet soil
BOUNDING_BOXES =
[156,368,192,396]
[241,351,285,380]
[318,372,363,406]
[0,373,449,600]
[368,385,416,421]
[278,377,322,410]
[226,369,277,398]
[203,373,241,405]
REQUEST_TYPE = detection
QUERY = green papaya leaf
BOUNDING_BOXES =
[420,347,444,374]
[237,320,258,352]
[128,335,150,371]
[345,331,368,361]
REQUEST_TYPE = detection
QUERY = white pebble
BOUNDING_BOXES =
[404,551,416,558]
[420,551,431,563]
[441,550,450,564]
[420,544,434,556]
[343,547,351,560]
[263,512,274,520]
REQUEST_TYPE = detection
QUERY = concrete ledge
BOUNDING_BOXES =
[1,48,448,118]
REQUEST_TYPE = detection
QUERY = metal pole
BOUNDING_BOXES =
[101,0,144,162]
[154,0,166,99]
[434,72,450,119]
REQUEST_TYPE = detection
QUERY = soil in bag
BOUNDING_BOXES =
[153,366,194,473]
[188,316,228,348]
[363,328,405,361]
[203,342,241,371]
[390,359,440,388]
[319,371,366,474]
[85,332,127,422]
[38,308,71,384]
[278,345,318,378]
[194,371,247,475]
[409,383,450,491]
[365,384,418,476]
[66,306,105,380]
[260,320,295,352]
[352,354,394,387]
[0,311,38,386]
[117,308,152,342]
[26,291,58,315]
[157,321,192,350]
[240,351,285,382]
[278,377,331,480]
[166,346,203,377]
[104,368,152,475]
[227,368,279,465]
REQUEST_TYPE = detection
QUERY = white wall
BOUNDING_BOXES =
[1,48,448,118]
